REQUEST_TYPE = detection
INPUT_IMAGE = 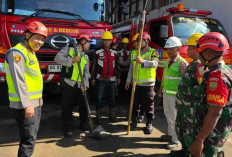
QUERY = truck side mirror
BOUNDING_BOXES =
[160,25,168,38]
[93,3,98,11]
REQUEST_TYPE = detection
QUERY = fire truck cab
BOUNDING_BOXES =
[112,3,231,82]
[0,0,112,100]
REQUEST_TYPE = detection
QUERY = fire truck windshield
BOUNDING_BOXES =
[10,0,105,21]
[171,16,230,45]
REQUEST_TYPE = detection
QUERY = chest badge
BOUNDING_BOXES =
[27,54,35,65]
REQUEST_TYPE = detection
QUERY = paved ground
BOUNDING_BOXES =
[0,95,232,157]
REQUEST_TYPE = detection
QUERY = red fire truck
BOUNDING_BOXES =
[0,0,112,97]
[112,3,232,82]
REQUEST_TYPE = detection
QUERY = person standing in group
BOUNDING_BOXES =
[4,22,47,157]
[125,32,159,134]
[91,31,120,124]
[54,33,91,136]
[117,37,131,105]
[158,36,188,149]
[190,32,232,157]
[170,33,204,157]
[111,36,118,51]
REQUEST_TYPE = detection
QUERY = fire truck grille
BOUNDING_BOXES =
[36,53,57,62]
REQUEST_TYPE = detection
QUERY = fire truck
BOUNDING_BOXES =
[0,0,112,99]
[111,3,232,82]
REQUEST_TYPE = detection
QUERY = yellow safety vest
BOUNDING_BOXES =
[131,48,157,84]
[163,56,187,96]
[66,47,88,82]
[4,43,43,101]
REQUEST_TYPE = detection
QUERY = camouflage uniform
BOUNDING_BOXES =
[193,63,232,157]
[175,59,203,150]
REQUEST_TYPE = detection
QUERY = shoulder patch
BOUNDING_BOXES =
[13,54,21,63]
[209,82,218,91]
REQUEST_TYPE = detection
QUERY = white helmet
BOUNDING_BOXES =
[164,36,182,48]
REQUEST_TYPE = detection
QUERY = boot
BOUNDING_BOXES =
[96,110,102,124]
[130,119,137,131]
[144,122,153,134]
[109,108,117,122]
[64,123,73,137]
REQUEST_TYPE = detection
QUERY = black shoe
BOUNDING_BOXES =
[170,148,189,157]
[137,115,145,123]
[160,134,172,142]
[64,125,73,137]
[109,115,118,122]
[130,121,137,131]
[79,123,90,131]
[144,123,153,134]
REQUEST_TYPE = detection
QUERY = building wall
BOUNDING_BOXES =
[147,0,232,42]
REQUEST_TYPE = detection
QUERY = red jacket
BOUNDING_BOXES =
[92,48,120,79]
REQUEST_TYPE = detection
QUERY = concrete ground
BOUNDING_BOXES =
[0,96,232,157]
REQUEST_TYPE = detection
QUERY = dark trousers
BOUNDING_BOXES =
[61,81,88,129]
[118,71,130,104]
[132,86,155,123]
[96,80,116,110]
[13,106,41,157]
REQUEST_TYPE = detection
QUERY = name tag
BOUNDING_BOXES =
[111,52,114,57]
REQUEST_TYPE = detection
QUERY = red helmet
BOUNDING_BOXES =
[112,36,118,44]
[141,32,151,41]
[196,32,229,53]
[25,21,47,38]
[76,33,91,42]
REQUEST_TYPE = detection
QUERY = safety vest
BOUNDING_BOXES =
[96,48,117,78]
[4,43,43,101]
[131,48,157,84]
[61,47,88,82]
[163,56,186,96]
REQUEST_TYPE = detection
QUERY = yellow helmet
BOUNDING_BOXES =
[102,31,113,40]
[132,33,139,41]
[122,37,129,44]
[185,33,204,46]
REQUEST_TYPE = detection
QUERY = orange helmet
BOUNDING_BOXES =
[112,36,118,44]
[76,33,91,42]
[25,21,47,38]
[196,32,229,53]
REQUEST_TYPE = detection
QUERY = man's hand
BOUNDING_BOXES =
[117,78,121,85]
[81,86,87,93]
[40,98,43,106]
[72,56,81,63]
[135,56,144,64]
[25,105,34,118]
[91,79,96,86]
[125,83,130,90]
[158,87,163,97]
[190,139,204,157]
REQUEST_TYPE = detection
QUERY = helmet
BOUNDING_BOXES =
[141,32,151,41]
[76,33,91,42]
[185,33,204,46]
[164,36,182,48]
[25,21,47,38]
[102,31,113,39]
[122,37,129,44]
[132,33,139,41]
[112,36,118,44]
[196,32,229,53]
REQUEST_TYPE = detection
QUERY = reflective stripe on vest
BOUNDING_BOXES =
[131,48,157,84]
[4,43,43,101]
[68,48,88,82]
[163,56,187,96]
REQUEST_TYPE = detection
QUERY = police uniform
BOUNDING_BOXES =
[54,45,90,132]
[193,63,232,157]
[127,47,159,129]
[4,42,43,157]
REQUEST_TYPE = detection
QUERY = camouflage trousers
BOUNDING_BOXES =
[176,110,194,150]
[176,111,225,157]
